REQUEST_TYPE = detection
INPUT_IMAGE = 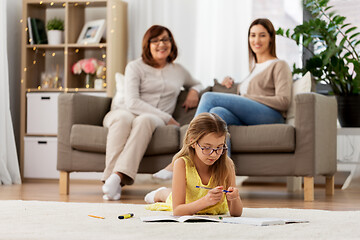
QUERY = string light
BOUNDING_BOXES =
[21,1,109,92]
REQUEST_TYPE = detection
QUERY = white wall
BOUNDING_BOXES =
[6,0,22,156]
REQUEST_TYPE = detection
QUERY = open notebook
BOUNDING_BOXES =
[141,215,308,225]
[141,215,221,223]
[222,217,309,226]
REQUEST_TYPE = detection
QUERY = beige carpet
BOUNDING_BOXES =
[1,200,359,240]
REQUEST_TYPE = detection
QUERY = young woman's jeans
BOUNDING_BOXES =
[195,92,285,154]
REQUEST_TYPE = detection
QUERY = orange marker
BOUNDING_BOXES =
[88,215,105,219]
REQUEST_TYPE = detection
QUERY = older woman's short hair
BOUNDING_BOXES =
[141,25,178,67]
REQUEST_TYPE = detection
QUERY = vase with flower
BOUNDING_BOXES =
[72,58,106,88]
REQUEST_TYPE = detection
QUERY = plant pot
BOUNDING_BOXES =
[336,95,360,127]
[47,30,63,45]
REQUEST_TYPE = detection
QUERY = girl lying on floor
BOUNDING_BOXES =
[144,113,243,216]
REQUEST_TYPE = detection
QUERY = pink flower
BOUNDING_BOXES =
[72,58,106,77]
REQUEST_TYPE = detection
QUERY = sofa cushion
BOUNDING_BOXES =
[212,79,238,94]
[286,72,312,125]
[145,125,180,155]
[229,124,295,153]
[70,124,108,153]
[71,124,180,155]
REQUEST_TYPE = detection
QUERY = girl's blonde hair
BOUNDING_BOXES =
[172,113,235,189]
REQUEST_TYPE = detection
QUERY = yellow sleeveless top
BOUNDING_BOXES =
[145,156,229,215]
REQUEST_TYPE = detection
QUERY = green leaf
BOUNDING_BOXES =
[339,37,347,47]
[276,28,284,35]
[324,6,333,12]
[345,27,357,34]
[349,32,360,40]
[341,23,351,29]
[286,29,291,38]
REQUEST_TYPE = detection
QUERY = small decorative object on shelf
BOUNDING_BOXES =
[77,19,106,44]
[46,17,64,45]
[72,58,106,88]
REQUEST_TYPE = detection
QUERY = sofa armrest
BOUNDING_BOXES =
[57,93,112,171]
[294,92,337,175]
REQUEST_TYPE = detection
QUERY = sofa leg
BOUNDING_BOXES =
[303,177,314,202]
[325,176,335,196]
[59,171,70,195]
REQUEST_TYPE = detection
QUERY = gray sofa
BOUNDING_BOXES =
[57,88,337,201]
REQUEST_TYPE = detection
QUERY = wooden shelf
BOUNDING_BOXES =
[20,0,127,179]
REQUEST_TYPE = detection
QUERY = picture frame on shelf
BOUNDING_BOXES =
[77,19,106,44]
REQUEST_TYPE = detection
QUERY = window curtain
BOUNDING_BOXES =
[0,0,21,185]
[126,0,252,86]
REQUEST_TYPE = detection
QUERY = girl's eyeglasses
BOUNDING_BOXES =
[196,142,227,156]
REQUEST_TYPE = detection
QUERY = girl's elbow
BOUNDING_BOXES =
[230,208,243,217]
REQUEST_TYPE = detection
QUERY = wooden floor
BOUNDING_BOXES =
[1,177,360,211]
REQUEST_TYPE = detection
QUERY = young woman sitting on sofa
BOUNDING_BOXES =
[153,18,292,181]
[101,25,203,200]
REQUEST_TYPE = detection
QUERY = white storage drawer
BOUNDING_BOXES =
[27,92,60,134]
[24,137,59,179]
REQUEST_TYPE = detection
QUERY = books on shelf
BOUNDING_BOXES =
[141,215,309,226]
[27,17,48,44]
[140,215,222,223]
[27,17,34,45]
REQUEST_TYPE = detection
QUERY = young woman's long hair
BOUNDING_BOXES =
[248,18,277,71]
[172,113,235,189]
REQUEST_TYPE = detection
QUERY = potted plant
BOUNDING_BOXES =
[46,17,64,45]
[277,0,360,127]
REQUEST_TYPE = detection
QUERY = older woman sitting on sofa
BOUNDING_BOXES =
[101,25,203,200]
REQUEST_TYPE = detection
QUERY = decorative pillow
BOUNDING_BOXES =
[110,72,125,111]
[212,79,238,94]
[286,72,312,125]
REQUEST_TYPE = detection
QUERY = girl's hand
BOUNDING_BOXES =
[222,76,234,89]
[225,187,240,201]
[204,186,224,206]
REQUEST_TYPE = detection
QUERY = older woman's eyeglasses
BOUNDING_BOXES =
[196,142,227,156]
[149,37,172,45]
